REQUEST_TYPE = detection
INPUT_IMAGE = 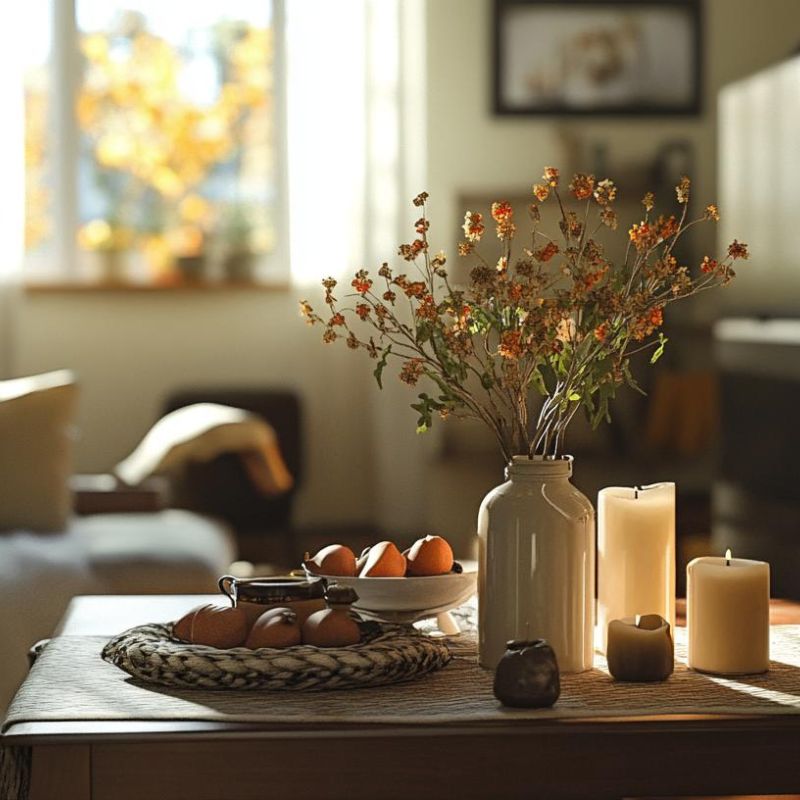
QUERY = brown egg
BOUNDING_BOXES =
[359,540,406,577]
[245,607,302,649]
[406,535,454,576]
[172,604,248,649]
[303,544,357,576]
[302,608,361,648]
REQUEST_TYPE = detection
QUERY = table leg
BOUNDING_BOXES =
[28,745,90,800]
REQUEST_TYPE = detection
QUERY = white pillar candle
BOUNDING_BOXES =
[597,483,675,653]
[687,550,770,675]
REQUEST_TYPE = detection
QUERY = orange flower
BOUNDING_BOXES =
[629,222,654,250]
[404,281,427,298]
[416,296,438,321]
[462,211,485,242]
[700,256,718,274]
[532,183,550,202]
[705,204,720,221]
[351,270,372,294]
[657,215,679,241]
[569,173,595,200]
[593,179,617,206]
[594,323,608,342]
[356,303,371,320]
[728,240,749,260]
[399,359,424,385]
[534,242,559,263]
[542,166,560,187]
[676,176,691,204]
[498,330,523,359]
[650,307,663,327]
[329,312,346,326]
[491,201,513,222]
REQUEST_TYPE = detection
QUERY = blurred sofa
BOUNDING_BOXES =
[0,371,236,719]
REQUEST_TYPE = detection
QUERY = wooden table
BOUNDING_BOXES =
[5,595,800,800]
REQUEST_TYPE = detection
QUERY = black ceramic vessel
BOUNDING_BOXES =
[493,639,560,708]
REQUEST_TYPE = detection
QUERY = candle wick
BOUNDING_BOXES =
[634,487,639,500]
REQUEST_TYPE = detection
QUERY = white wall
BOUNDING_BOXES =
[425,0,800,286]
[14,0,800,530]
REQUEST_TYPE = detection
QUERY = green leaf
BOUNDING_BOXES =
[372,346,392,389]
[650,333,669,365]
[568,392,581,402]
[623,361,646,396]
[529,369,548,397]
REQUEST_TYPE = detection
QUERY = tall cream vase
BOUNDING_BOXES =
[477,456,595,672]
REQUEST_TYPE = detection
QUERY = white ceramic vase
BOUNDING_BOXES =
[477,456,595,672]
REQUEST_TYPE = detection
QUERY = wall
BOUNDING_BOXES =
[425,0,800,295]
[13,0,800,531]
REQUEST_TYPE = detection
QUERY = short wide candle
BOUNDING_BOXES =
[607,614,674,682]
[687,551,770,675]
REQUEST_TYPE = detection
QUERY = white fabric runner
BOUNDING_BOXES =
[5,625,800,731]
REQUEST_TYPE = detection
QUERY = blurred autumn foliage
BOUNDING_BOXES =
[25,12,274,280]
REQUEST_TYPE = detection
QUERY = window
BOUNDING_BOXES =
[24,0,285,285]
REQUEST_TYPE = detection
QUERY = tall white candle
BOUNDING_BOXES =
[597,483,675,653]
[687,551,770,675]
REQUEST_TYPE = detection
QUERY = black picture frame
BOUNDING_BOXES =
[493,0,703,116]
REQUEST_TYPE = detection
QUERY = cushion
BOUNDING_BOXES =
[114,403,293,494]
[0,370,77,532]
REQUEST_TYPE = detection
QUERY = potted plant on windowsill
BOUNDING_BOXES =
[77,218,134,282]
[300,168,748,671]
[220,204,257,282]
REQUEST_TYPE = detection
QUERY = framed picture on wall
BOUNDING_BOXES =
[493,0,702,116]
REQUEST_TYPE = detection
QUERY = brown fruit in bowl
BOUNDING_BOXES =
[172,604,248,649]
[359,541,406,577]
[302,608,361,648]
[406,535,454,576]
[245,607,302,649]
[303,544,357,576]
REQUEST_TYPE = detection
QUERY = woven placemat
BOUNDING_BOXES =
[5,624,800,732]
[101,621,451,691]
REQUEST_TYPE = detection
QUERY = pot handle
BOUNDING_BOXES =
[218,575,237,606]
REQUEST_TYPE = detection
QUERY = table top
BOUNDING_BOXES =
[7,595,800,800]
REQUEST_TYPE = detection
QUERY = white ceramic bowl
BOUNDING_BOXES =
[310,561,477,625]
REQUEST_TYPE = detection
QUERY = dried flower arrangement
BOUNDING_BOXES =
[301,168,748,463]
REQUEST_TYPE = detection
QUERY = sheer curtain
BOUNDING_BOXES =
[286,0,429,533]
[0,23,25,379]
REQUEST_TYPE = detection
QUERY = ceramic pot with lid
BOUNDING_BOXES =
[219,575,327,625]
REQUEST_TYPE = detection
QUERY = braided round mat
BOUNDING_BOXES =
[101,622,452,691]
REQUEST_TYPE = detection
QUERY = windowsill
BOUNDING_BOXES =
[24,279,290,294]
